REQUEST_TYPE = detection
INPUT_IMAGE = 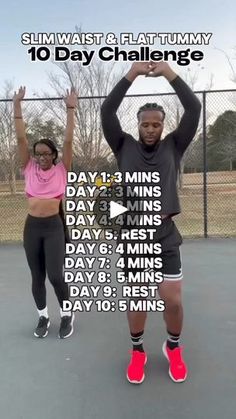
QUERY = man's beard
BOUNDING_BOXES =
[139,135,160,151]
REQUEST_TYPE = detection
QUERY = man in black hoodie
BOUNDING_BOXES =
[101,61,201,384]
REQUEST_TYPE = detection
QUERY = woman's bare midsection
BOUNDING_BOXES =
[28,197,60,217]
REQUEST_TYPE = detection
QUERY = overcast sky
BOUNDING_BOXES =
[0,0,236,98]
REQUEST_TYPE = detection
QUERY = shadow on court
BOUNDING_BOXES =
[0,238,236,419]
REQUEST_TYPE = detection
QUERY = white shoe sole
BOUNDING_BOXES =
[162,341,187,383]
[34,320,50,338]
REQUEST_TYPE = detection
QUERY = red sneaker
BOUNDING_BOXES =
[126,350,147,384]
[162,341,188,382]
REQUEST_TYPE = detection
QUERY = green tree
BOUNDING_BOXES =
[208,110,236,171]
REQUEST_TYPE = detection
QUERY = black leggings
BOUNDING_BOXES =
[23,214,69,310]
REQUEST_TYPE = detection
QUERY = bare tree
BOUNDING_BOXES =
[0,81,18,193]
[215,46,236,84]
[37,47,126,169]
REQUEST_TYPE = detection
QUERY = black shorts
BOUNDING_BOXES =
[119,218,183,282]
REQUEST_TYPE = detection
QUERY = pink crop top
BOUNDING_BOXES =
[23,158,67,199]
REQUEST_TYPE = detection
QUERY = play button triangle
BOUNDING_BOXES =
[110,201,128,219]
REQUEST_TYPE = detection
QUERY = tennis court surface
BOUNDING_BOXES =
[0,238,235,419]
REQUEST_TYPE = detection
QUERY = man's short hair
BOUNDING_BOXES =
[137,103,166,121]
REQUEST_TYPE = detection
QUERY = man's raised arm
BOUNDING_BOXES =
[147,62,202,155]
[101,62,154,154]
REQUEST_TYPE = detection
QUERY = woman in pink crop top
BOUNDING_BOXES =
[13,86,77,340]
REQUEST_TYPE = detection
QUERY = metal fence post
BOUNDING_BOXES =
[202,91,208,238]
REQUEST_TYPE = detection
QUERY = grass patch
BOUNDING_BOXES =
[1,171,235,241]
[0,187,235,242]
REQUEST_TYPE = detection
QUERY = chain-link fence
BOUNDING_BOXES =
[0,89,236,242]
